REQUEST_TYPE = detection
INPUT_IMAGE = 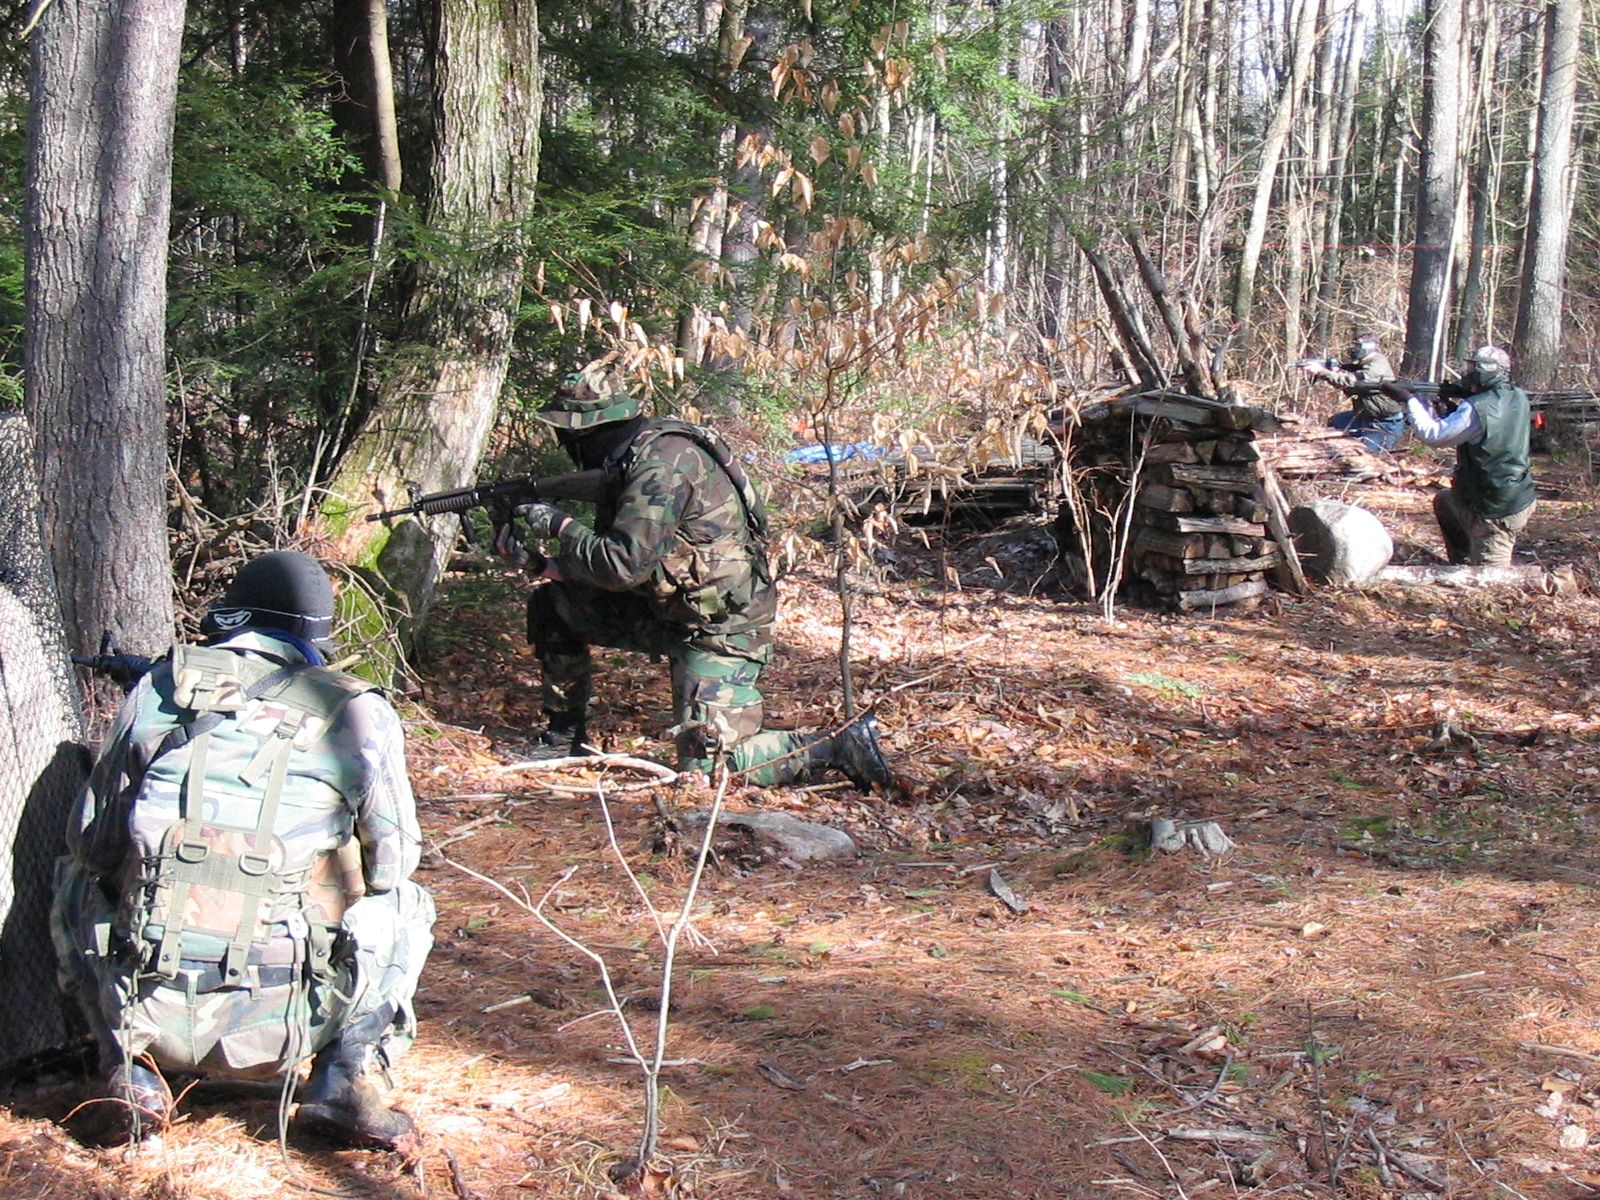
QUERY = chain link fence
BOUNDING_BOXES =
[0,412,88,1068]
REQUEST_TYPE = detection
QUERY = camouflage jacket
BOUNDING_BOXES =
[70,629,421,943]
[553,419,776,633]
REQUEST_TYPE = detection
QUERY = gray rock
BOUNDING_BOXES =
[1151,817,1236,856]
[678,810,857,864]
[1288,498,1393,585]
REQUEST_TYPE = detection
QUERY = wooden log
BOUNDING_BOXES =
[1128,229,1211,398]
[1215,434,1261,463]
[1372,564,1578,593]
[1175,578,1270,609]
[1079,241,1165,390]
[1165,462,1260,493]
[1136,482,1196,513]
[1133,527,1208,559]
[1144,440,1201,465]
[1168,550,1281,575]
[1134,395,1223,426]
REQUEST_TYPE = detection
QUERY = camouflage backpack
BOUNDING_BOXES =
[116,642,374,997]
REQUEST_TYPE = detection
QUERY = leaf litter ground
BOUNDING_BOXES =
[5,445,1600,1200]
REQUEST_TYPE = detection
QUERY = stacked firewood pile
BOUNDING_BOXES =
[1053,391,1308,612]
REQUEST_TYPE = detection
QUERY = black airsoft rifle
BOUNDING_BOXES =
[72,631,157,689]
[1294,356,1337,373]
[364,468,615,545]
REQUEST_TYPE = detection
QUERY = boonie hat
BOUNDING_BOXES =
[536,360,641,429]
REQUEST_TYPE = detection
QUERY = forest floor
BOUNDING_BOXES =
[6,434,1600,1200]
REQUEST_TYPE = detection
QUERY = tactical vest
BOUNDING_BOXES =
[1455,382,1535,519]
[620,419,775,629]
[118,643,374,992]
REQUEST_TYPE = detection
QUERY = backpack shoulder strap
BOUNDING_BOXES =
[636,419,771,540]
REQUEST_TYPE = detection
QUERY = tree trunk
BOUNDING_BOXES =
[1231,0,1319,329]
[1401,0,1461,376]
[322,0,540,645]
[24,0,184,658]
[1511,0,1579,389]
[331,0,404,194]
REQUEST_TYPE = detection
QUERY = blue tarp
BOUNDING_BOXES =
[783,442,884,464]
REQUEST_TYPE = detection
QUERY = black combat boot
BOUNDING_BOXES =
[295,1016,415,1150]
[108,1058,171,1140]
[805,714,893,793]
[519,715,590,762]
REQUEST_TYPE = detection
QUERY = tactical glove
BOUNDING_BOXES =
[518,501,569,540]
[492,522,529,568]
[1379,380,1412,404]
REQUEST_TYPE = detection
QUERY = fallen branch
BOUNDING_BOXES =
[1373,563,1578,594]
[493,751,680,781]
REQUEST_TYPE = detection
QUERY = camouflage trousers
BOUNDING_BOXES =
[529,582,814,786]
[51,857,435,1080]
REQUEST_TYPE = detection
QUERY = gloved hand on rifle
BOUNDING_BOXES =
[517,502,571,541]
[1379,380,1413,404]
[491,521,553,579]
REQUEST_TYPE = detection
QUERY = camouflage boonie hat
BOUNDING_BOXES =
[537,360,641,429]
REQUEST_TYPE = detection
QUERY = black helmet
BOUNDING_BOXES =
[201,551,335,652]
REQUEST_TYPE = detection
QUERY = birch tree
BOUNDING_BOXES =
[1512,0,1579,388]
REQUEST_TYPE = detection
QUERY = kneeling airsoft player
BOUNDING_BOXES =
[54,552,434,1148]
[495,360,893,792]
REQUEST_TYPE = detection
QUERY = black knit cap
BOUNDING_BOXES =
[201,550,335,650]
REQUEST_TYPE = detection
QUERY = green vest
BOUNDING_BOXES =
[1455,382,1534,519]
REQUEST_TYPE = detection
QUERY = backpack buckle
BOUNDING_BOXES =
[176,840,210,864]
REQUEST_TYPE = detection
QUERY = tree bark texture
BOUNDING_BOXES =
[323,0,540,641]
[1511,0,1579,389]
[24,0,184,658]
[1402,0,1461,376]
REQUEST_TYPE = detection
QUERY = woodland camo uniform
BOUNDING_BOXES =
[503,359,893,792]
[51,552,433,1147]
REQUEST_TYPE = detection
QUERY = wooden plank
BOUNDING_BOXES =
[1256,462,1308,595]
[1132,527,1206,559]
[1168,550,1282,575]
[1134,396,1223,426]
[1175,578,1270,609]
[1165,462,1261,493]
[1150,513,1269,536]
